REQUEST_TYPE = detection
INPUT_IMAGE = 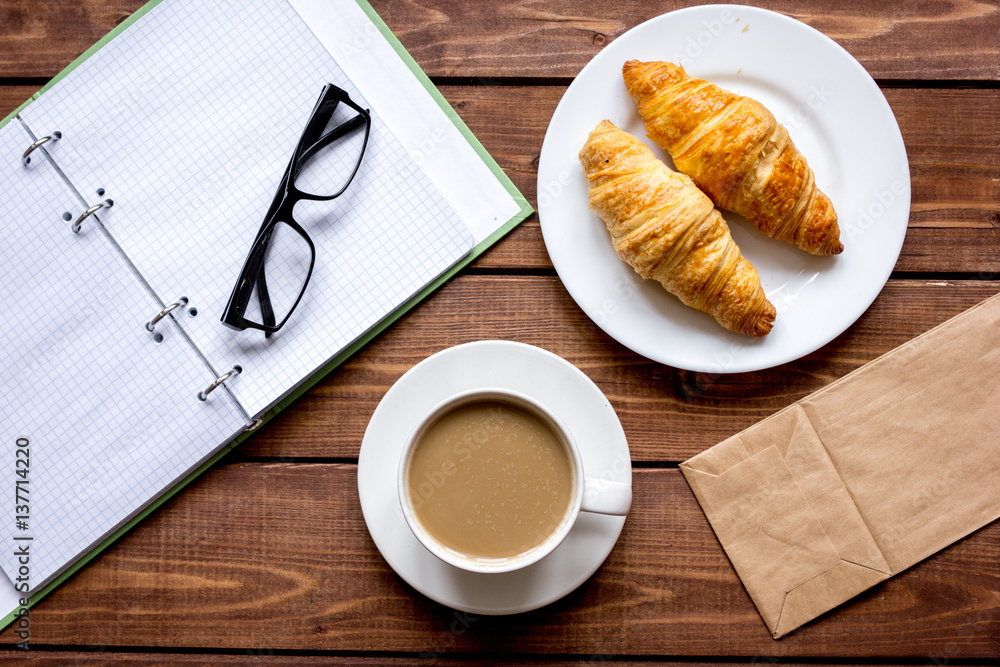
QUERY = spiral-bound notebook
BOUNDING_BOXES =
[0,0,530,619]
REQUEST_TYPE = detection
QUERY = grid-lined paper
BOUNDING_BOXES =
[0,122,248,589]
[20,0,475,417]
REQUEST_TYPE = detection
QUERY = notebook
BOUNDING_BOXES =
[0,0,531,625]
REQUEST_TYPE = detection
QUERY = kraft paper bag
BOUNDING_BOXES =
[681,293,1000,638]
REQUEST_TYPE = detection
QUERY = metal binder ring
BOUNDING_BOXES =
[198,366,241,402]
[21,131,62,167]
[145,296,189,332]
[72,199,114,233]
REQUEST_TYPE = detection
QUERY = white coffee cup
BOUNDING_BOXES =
[398,387,631,574]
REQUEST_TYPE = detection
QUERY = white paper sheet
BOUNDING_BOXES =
[290,0,522,244]
[20,0,478,417]
[0,122,248,591]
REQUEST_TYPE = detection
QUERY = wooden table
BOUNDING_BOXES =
[2,1,998,663]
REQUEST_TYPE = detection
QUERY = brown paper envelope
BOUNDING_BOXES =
[681,292,1000,638]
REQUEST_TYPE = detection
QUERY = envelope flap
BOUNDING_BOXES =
[775,561,890,638]
[682,408,798,476]
[780,406,891,574]
[682,446,843,633]
[683,405,891,576]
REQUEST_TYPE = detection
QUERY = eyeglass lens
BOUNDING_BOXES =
[241,220,313,327]
[294,103,368,198]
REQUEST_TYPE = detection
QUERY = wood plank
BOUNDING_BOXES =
[0,655,838,666]
[472,200,1000,276]
[0,0,140,78]
[440,85,1000,274]
[0,1,997,80]
[370,0,1000,81]
[239,278,1000,462]
[4,464,995,657]
[0,655,399,666]
[5,81,998,273]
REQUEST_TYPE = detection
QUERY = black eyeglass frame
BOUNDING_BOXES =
[221,83,371,335]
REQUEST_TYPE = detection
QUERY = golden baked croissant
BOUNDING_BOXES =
[580,120,775,337]
[623,60,843,255]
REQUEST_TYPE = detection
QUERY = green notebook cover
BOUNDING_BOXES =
[0,0,532,630]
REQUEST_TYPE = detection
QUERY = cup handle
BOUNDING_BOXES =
[581,478,631,516]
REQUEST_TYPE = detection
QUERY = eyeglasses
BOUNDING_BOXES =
[221,83,371,337]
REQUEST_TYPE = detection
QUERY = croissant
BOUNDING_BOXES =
[623,60,843,255]
[580,120,775,337]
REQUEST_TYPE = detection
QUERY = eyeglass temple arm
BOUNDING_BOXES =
[256,262,277,339]
[250,89,368,337]
[299,94,339,147]
[292,113,369,182]
[248,115,308,335]
[250,101,365,256]
[250,90,340,246]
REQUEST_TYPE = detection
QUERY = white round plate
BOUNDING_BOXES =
[537,4,910,373]
[357,341,630,615]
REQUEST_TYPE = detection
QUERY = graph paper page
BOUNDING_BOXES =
[20,0,475,418]
[0,122,248,590]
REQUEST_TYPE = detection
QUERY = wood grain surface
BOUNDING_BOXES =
[1,0,997,662]
[0,657,828,667]
[241,278,1000,461]
[0,464,995,658]
[447,85,1000,274]
[0,657,891,667]
[0,0,998,79]
[4,85,998,274]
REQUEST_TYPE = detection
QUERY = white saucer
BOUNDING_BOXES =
[357,341,631,615]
